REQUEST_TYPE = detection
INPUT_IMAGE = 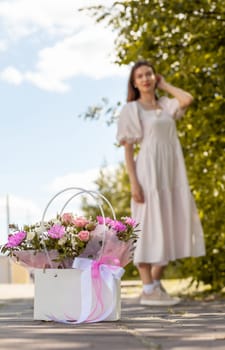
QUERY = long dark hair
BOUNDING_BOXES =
[127,60,156,102]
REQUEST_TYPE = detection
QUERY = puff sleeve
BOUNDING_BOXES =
[116,101,143,145]
[159,96,186,120]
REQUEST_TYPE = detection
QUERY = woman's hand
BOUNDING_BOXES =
[156,74,193,108]
[156,74,166,90]
[124,143,145,203]
[131,182,145,203]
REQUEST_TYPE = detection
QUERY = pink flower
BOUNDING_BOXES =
[61,213,74,224]
[96,216,113,225]
[96,216,104,224]
[48,224,66,239]
[77,230,90,242]
[124,217,137,227]
[6,231,26,248]
[110,220,126,232]
[72,217,89,227]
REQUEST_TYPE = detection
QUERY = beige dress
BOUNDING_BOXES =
[117,96,205,265]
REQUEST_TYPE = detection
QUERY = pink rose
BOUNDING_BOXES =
[73,217,89,227]
[61,213,74,224]
[77,230,90,242]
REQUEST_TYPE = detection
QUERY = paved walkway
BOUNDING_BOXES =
[0,282,225,350]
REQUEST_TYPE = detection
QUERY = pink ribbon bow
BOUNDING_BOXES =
[91,256,121,279]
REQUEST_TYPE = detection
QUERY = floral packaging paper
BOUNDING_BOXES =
[1,214,139,269]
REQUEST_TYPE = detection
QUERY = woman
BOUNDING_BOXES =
[117,60,205,306]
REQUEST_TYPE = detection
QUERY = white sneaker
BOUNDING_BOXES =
[140,286,181,306]
[155,281,166,293]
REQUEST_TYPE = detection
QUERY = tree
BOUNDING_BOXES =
[81,0,225,291]
[82,163,131,219]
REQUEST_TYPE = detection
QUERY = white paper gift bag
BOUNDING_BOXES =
[31,188,128,323]
[34,267,121,322]
[1,187,138,324]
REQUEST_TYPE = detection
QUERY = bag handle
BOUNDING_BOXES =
[40,187,116,268]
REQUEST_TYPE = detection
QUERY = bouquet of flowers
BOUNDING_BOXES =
[0,213,139,269]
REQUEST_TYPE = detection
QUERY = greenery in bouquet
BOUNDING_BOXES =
[0,213,139,263]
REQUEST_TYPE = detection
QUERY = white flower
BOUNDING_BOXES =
[26,231,35,241]
[35,227,45,235]
[67,226,75,233]
[58,235,68,246]
[71,236,77,249]
[51,219,61,225]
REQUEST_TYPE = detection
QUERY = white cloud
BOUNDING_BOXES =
[0,165,118,244]
[42,169,99,217]
[0,40,7,51]
[47,165,118,192]
[0,0,127,92]
[45,165,117,215]
[0,167,100,243]
[0,195,41,224]
[0,0,113,39]
[22,29,128,92]
[47,168,100,193]
[1,66,24,85]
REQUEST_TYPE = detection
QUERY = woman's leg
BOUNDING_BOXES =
[151,265,166,281]
[137,263,156,295]
[139,263,181,305]
[151,264,167,291]
[137,263,152,284]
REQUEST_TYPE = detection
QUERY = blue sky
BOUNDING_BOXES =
[0,0,130,242]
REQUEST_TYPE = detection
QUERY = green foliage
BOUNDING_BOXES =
[78,98,121,126]
[81,0,225,291]
[82,164,131,219]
